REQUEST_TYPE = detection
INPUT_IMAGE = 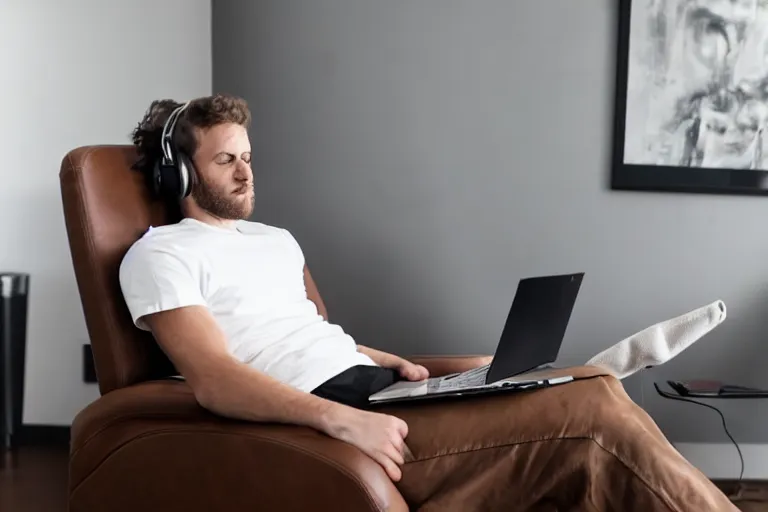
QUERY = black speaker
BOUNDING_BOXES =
[0,273,29,451]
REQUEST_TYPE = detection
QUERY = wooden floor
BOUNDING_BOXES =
[718,480,768,512]
[1,445,766,511]
[0,445,69,512]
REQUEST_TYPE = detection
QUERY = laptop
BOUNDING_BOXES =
[368,272,584,405]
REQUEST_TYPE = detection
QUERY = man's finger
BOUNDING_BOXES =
[378,453,402,481]
[387,443,405,465]
[401,366,418,380]
[393,417,409,438]
[391,433,405,453]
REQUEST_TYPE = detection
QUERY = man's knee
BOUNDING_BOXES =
[566,376,677,469]
[552,375,636,436]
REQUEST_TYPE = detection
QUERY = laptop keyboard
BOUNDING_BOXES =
[430,364,491,392]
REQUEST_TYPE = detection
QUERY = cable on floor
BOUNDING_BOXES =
[653,382,744,481]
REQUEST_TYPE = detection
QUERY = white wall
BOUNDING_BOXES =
[0,1,212,425]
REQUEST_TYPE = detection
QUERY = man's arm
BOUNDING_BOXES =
[357,344,430,381]
[356,345,399,368]
[142,304,410,481]
[145,305,334,426]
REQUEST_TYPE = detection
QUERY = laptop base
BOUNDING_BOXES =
[368,366,574,405]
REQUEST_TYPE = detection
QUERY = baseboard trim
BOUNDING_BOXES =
[16,425,71,447]
[675,443,768,480]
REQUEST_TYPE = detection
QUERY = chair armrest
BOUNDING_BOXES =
[408,355,493,377]
[69,380,408,512]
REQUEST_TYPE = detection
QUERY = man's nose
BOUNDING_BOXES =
[235,160,252,182]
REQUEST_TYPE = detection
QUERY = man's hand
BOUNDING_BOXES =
[357,345,430,381]
[393,358,430,381]
[322,404,410,481]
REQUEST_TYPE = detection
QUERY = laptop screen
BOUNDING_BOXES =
[485,273,584,384]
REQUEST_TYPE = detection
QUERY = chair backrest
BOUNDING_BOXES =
[60,145,177,394]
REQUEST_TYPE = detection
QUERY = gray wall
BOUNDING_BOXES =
[1,0,211,425]
[213,0,768,444]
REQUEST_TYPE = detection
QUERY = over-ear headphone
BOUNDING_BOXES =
[152,101,194,200]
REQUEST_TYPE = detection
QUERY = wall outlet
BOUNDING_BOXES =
[83,344,97,383]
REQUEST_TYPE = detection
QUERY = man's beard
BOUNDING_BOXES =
[192,177,254,220]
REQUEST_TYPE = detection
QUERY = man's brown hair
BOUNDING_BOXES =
[131,93,251,179]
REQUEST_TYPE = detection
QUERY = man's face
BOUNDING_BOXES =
[189,122,254,220]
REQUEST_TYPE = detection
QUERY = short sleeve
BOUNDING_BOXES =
[119,241,207,331]
[280,228,306,268]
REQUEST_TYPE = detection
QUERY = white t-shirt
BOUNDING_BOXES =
[118,217,377,392]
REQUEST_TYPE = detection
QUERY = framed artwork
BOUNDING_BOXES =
[611,0,768,195]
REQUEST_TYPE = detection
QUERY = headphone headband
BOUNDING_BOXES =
[161,101,190,164]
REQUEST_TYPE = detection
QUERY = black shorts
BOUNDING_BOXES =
[311,365,401,409]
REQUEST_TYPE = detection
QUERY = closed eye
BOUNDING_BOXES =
[215,153,235,165]
[214,152,251,165]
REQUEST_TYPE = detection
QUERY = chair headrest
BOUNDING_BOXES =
[60,145,178,394]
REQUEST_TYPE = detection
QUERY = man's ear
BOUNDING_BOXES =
[303,265,328,321]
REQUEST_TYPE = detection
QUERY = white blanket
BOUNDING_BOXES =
[585,300,727,379]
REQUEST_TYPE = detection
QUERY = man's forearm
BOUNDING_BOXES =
[357,345,429,381]
[357,344,402,368]
[194,357,345,435]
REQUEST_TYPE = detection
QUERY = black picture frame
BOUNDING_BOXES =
[611,0,768,196]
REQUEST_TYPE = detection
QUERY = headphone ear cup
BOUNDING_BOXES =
[177,152,195,199]
[152,159,163,198]
[153,160,182,200]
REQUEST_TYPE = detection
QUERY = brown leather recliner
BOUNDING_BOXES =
[60,145,491,512]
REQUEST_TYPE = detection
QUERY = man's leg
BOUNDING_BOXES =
[380,370,737,511]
